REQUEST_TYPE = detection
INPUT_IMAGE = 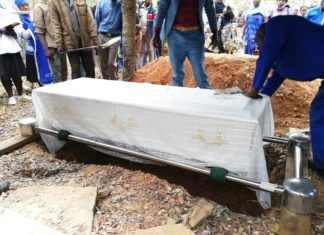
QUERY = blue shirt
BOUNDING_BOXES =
[252,16,324,96]
[305,6,324,26]
[95,0,122,34]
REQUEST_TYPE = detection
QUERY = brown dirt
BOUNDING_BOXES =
[132,54,320,134]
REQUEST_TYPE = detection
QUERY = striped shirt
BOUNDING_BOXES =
[244,13,264,43]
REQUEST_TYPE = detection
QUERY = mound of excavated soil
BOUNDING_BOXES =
[132,54,320,134]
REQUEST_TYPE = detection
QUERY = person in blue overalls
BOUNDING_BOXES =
[244,15,324,176]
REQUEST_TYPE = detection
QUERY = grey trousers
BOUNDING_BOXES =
[67,50,95,79]
[98,33,119,80]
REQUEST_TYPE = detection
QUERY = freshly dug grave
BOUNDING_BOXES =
[132,54,320,134]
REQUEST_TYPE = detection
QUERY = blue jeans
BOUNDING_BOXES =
[310,80,324,171]
[167,29,211,89]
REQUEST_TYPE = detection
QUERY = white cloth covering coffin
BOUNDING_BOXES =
[32,78,274,208]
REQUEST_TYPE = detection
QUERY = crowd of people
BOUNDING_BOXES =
[240,0,324,55]
[1,0,323,103]
[212,0,324,55]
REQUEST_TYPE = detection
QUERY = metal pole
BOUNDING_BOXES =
[288,133,310,179]
[280,133,317,216]
[294,145,303,179]
[33,125,285,194]
[263,136,289,145]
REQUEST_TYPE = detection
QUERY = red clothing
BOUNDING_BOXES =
[173,0,199,28]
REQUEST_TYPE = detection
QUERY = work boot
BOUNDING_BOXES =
[0,181,10,195]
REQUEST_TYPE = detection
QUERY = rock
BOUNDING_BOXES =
[288,128,310,135]
[0,181,10,195]
[166,217,176,225]
[97,189,111,199]
[0,206,65,235]
[84,165,99,176]
[131,224,194,235]
[0,186,97,235]
[187,199,215,228]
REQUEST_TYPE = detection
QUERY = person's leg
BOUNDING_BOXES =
[1,77,14,97]
[139,34,146,68]
[146,36,154,63]
[67,52,81,79]
[168,30,187,87]
[244,42,256,55]
[310,81,324,172]
[60,54,68,81]
[98,33,110,80]
[107,40,119,80]
[81,50,95,78]
[48,48,61,83]
[11,77,23,96]
[186,30,211,89]
[217,29,225,53]
[134,31,142,70]
[12,76,32,101]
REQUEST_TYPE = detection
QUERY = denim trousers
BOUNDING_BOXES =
[167,29,211,89]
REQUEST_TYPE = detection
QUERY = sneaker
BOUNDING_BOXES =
[18,94,32,101]
[8,96,17,105]
[23,82,32,93]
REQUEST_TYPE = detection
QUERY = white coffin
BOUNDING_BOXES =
[32,78,274,208]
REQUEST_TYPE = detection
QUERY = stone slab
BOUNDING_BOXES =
[187,198,215,228]
[132,224,195,235]
[0,186,97,235]
[0,206,65,235]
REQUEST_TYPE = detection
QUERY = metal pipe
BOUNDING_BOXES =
[294,145,303,179]
[263,136,289,145]
[33,126,209,175]
[288,133,310,179]
[280,133,317,216]
[34,126,284,194]
[225,175,284,194]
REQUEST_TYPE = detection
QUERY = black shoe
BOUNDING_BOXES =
[0,181,10,195]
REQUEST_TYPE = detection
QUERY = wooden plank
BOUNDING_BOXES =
[311,172,324,216]
[279,207,312,235]
[278,152,312,235]
[0,133,40,155]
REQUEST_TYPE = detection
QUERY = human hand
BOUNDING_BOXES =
[243,88,263,99]
[153,32,161,49]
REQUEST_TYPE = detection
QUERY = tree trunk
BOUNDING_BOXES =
[121,0,136,81]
